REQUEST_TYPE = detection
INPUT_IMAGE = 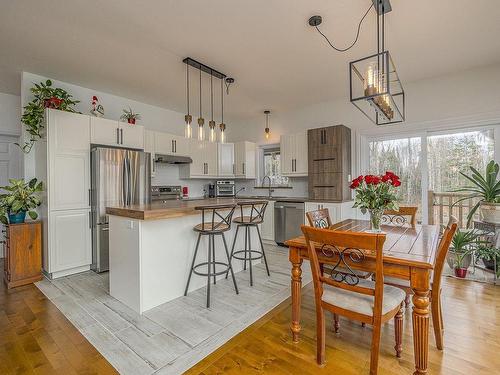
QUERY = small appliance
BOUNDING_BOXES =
[207,183,216,198]
[216,180,235,197]
[151,185,182,202]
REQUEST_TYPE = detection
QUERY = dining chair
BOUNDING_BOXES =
[383,216,458,349]
[301,225,406,373]
[382,206,418,228]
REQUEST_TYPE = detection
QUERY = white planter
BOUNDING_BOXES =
[480,201,500,224]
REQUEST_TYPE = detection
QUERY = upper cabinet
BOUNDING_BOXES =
[144,130,156,177]
[308,125,351,201]
[234,141,256,179]
[280,131,308,177]
[217,143,235,177]
[90,117,144,149]
[154,132,189,156]
[180,139,218,178]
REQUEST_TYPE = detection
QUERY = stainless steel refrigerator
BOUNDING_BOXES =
[91,147,151,272]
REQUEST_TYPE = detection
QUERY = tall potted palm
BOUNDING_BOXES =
[453,160,500,226]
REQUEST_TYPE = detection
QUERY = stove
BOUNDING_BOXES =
[151,185,182,202]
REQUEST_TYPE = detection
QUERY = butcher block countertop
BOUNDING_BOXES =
[106,197,268,220]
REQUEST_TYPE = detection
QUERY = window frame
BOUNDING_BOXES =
[363,123,500,224]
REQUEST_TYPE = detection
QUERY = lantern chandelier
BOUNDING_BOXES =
[309,0,405,125]
[183,57,234,141]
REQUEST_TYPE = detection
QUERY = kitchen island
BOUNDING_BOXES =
[106,198,265,314]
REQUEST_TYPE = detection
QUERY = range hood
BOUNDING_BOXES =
[154,154,192,164]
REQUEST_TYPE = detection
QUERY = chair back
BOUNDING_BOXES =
[237,200,268,223]
[432,216,458,291]
[301,225,386,320]
[382,206,418,228]
[306,208,332,228]
[195,204,236,232]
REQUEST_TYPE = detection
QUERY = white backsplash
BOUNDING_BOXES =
[151,163,309,198]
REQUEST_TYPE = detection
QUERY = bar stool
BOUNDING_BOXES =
[184,203,239,308]
[226,200,270,286]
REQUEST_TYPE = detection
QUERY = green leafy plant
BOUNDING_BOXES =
[450,229,488,269]
[0,178,43,224]
[475,244,500,262]
[453,160,500,227]
[18,80,79,153]
[120,107,141,123]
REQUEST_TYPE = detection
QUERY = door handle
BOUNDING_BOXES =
[88,189,91,206]
[171,140,174,153]
[233,163,235,175]
[174,140,177,153]
[89,211,92,228]
[116,128,120,144]
[243,163,245,175]
[120,129,124,145]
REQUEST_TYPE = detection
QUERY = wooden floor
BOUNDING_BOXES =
[0,261,117,375]
[186,278,500,375]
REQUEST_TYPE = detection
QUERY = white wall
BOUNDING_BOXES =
[0,92,21,136]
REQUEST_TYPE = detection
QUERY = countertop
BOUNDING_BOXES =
[106,197,270,220]
[236,195,353,203]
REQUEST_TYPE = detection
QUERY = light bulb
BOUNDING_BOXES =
[198,125,204,141]
[184,114,193,139]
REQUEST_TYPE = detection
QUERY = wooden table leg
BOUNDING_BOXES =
[411,268,431,375]
[289,246,303,343]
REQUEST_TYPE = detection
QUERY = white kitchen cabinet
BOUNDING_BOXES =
[144,130,156,177]
[205,141,218,176]
[120,122,144,149]
[281,132,308,177]
[304,201,355,224]
[154,132,188,156]
[180,139,218,178]
[90,117,143,149]
[260,200,275,242]
[217,143,235,177]
[234,141,256,179]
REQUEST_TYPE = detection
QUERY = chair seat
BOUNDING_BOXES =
[233,216,263,224]
[322,279,406,316]
[194,223,230,232]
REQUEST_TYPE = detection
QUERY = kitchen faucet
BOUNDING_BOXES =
[261,175,274,198]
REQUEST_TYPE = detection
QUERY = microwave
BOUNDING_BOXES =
[216,180,235,197]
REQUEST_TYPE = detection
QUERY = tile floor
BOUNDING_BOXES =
[35,244,312,375]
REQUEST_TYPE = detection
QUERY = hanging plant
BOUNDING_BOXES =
[17,80,80,153]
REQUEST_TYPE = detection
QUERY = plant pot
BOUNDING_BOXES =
[127,118,136,125]
[454,268,468,278]
[8,210,26,224]
[479,201,500,224]
[446,249,472,270]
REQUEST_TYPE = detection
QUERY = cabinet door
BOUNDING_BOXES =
[244,142,256,179]
[205,142,218,176]
[294,132,308,175]
[172,135,189,156]
[120,123,144,149]
[188,139,205,177]
[49,209,91,273]
[48,110,90,210]
[260,201,274,241]
[155,132,175,155]
[217,143,234,177]
[144,130,156,177]
[234,142,244,176]
[90,117,120,146]
[280,135,294,175]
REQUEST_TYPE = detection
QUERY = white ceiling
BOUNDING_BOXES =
[1,0,500,125]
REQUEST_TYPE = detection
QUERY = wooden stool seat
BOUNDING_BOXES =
[233,216,264,224]
[194,223,230,233]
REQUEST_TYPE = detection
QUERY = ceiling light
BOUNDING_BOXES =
[209,73,216,143]
[219,78,225,143]
[309,0,405,125]
[197,69,205,141]
[264,110,271,140]
[184,64,192,138]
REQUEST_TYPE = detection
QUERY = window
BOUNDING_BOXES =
[262,148,289,186]
[369,137,422,220]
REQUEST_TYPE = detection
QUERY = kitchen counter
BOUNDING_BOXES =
[237,195,353,204]
[106,197,268,220]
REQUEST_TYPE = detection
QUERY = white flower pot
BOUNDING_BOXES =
[480,201,500,224]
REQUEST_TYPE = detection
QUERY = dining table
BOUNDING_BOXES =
[285,219,441,375]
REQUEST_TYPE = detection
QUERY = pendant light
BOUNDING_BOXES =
[264,110,271,140]
[184,64,192,138]
[197,69,205,141]
[219,77,226,143]
[209,73,216,142]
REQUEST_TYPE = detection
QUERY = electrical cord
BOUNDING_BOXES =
[315,3,374,52]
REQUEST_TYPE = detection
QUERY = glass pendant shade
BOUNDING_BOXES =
[219,123,226,143]
[184,114,193,138]
[265,128,270,139]
[208,121,216,142]
[350,51,404,125]
[264,110,271,140]
[197,117,204,141]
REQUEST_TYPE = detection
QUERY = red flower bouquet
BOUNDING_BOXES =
[350,171,401,231]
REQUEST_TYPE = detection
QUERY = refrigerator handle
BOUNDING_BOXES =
[122,156,128,206]
[127,157,132,205]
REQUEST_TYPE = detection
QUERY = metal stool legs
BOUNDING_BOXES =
[184,233,239,308]
[226,223,271,286]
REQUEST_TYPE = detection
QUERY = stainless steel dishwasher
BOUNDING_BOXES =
[274,201,305,246]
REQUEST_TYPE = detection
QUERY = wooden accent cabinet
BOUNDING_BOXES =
[308,125,351,200]
[3,222,43,289]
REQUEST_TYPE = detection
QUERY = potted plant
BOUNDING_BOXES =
[453,160,500,226]
[120,107,141,124]
[447,229,487,278]
[475,244,500,273]
[350,171,401,232]
[0,178,43,224]
[18,80,80,153]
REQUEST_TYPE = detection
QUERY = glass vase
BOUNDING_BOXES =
[368,208,384,233]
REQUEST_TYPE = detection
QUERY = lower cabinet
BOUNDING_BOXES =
[48,209,91,277]
[260,200,275,241]
[304,201,355,224]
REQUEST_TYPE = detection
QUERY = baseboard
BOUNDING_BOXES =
[46,265,91,280]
